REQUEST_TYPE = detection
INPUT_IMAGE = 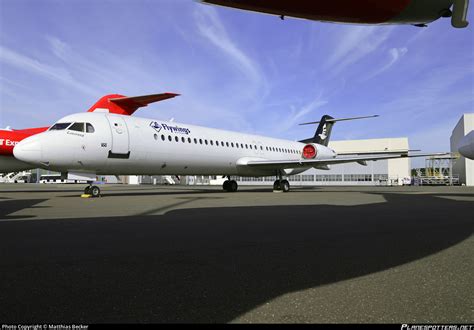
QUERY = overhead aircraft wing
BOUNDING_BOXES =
[242,153,449,170]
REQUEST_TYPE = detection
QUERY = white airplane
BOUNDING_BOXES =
[13,94,445,197]
[458,130,474,159]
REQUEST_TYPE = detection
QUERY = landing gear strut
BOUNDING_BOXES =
[273,170,290,193]
[223,176,238,192]
[83,185,101,198]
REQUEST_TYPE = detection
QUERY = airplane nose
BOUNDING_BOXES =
[13,138,42,164]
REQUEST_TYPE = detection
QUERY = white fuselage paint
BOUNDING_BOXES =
[13,112,337,177]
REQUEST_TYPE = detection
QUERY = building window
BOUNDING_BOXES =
[344,174,372,182]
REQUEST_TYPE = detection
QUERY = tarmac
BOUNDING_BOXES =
[0,183,472,323]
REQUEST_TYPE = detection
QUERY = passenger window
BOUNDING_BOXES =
[226,142,229,147]
[175,136,179,142]
[205,139,208,145]
[161,135,165,141]
[188,137,192,143]
[49,122,72,131]
[216,141,219,146]
[168,135,172,141]
[68,122,85,132]
[231,142,234,147]
[181,137,185,143]
[210,140,214,146]
[236,143,239,148]
[86,123,95,133]
[199,139,203,144]
[194,138,198,144]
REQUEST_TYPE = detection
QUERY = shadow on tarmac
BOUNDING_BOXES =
[0,192,472,322]
[0,199,47,219]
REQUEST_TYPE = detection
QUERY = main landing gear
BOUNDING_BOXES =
[82,185,101,198]
[223,176,238,192]
[273,170,290,192]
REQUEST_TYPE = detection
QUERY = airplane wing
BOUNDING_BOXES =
[243,153,449,170]
[336,149,420,156]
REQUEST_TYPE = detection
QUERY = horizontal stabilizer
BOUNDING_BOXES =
[299,115,379,126]
[88,92,180,116]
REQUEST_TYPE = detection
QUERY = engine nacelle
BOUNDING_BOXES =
[302,143,336,160]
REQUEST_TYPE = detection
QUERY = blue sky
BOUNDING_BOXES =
[1,0,473,161]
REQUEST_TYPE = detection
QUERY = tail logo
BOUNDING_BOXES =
[318,124,328,140]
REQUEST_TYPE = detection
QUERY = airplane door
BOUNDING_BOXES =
[107,116,130,156]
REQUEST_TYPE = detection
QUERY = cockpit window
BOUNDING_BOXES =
[86,123,95,133]
[68,122,85,132]
[49,123,72,131]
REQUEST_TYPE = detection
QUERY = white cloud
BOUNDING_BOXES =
[325,26,394,75]
[363,47,408,80]
[274,93,328,135]
[0,45,97,95]
[194,6,266,97]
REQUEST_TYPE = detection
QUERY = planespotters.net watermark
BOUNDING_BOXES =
[2,325,88,330]
[402,325,474,330]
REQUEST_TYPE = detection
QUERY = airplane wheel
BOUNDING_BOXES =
[273,180,281,191]
[84,186,91,195]
[90,186,101,198]
[229,180,238,192]
[223,180,230,192]
[281,180,290,192]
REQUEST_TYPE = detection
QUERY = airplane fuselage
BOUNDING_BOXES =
[202,0,469,28]
[14,112,336,177]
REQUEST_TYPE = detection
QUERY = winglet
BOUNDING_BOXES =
[87,93,180,116]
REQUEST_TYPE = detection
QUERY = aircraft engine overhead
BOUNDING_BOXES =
[12,97,446,196]
[202,0,470,28]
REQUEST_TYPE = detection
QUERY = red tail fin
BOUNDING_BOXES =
[87,93,179,115]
